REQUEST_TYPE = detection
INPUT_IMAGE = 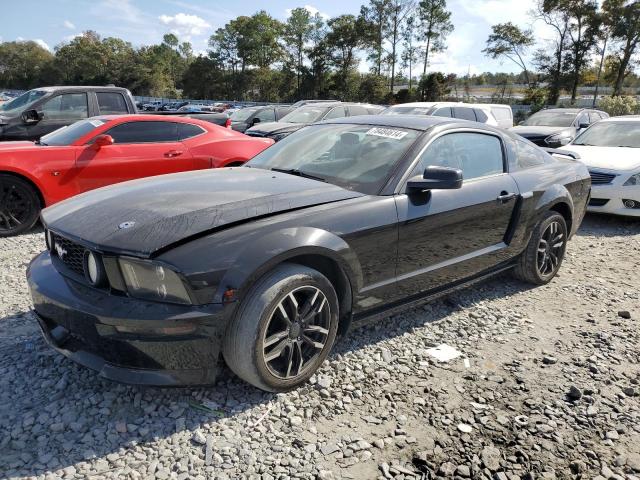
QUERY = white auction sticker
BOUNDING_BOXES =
[366,127,408,140]
[89,120,104,127]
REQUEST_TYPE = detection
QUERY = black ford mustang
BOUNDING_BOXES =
[27,116,590,391]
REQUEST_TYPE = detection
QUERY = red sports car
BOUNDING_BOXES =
[0,115,274,236]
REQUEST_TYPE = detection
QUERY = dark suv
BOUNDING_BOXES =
[510,108,609,147]
[245,102,384,141]
[0,86,137,141]
[229,105,295,133]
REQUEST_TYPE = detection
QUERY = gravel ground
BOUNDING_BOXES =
[0,214,639,480]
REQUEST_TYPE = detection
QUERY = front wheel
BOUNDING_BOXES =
[0,174,41,237]
[514,210,568,285]
[222,264,339,392]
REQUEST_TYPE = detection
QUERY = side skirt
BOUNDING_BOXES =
[349,263,517,331]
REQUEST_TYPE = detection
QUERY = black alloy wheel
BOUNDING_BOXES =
[514,210,568,285]
[223,264,339,392]
[536,220,565,277]
[0,175,41,237]
[262,286,331,379]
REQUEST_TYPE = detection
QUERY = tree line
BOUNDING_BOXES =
[0,0,638,105]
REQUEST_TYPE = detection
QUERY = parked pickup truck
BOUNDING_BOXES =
[0,86,137,141]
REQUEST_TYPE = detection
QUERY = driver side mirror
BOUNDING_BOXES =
[92,134,114,150]
[252,117,261,125]
[22,109,42,125]
[407,166,463,192]
[579,122,590,129]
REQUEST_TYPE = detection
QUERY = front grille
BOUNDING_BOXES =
[589,170,617,185]
[589,198,609,207]
[519,134,548,146]
[51,234,86,276]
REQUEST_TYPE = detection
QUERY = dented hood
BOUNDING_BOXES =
[42,167,363,257]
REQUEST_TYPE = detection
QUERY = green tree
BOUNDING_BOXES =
[483,22,535,86]
[419,71,453,100]
[417,0,453,77]
[0,40,55,89]
[284,8,315,98]
[387,0,415,93]
[602,0,640,95]
[359,0,392,76]
[401,16,419,90]
[326,15,365,98]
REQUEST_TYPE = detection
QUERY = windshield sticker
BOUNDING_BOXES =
[89,120,104,127]
[366,127,409,140]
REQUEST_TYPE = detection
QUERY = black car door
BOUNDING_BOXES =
[393,130,519,298]
[33,92,89,138]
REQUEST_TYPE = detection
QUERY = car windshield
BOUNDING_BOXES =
[230,108,259,122]
[572,122,640,148]
[383,106,433,115]
[0,89,46,114]
[39,118,108,146]
[279,106,331,123]
[247,124,420,194]
[522,111,576,127]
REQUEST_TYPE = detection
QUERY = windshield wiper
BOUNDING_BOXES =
[271,167,326,182]
[616,145,639,148]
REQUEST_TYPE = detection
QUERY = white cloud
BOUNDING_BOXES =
[63,20,75,30]
[34,39,51,51]
[158,13,211,39]
[285,5,330,20]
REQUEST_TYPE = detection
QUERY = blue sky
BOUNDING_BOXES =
[1,0,551,75]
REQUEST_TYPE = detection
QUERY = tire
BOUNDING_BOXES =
[0,174,41,237]
[514,210,568,285]
[222,263,339,392]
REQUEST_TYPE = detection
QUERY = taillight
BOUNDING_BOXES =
[225,118,231,129]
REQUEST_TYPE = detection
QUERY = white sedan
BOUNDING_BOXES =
[560,116,640,217]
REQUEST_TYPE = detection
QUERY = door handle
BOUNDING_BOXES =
[497,192,517,204]
[164,150,183,158]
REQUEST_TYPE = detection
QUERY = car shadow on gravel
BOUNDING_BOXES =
[0,272,534,478]
[577,213,640,237]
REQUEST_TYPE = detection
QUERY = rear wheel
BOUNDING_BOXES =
[0,174,41,237]
[514,210,567,285]
[222,264,339,392]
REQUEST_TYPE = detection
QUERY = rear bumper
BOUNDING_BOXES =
[27,251,233,386]
[588,184,640,217]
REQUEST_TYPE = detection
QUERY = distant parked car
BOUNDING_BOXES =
[559,116,640,217]
[290,99,339,107]
[0,115,273,236]
[245,102,384,141]
[159,101,189,112]
[142,101,163,111]
[0,86,137,141]
[382,102,512,128]
[183,113,231,129]
[229,105,295,133]
[511,108,609,147]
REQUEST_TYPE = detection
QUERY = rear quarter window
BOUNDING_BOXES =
[178,123,206,140]
[511,139,549,171]
[96,92,129,114]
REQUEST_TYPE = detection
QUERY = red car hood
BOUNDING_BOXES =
[0,141,39,152]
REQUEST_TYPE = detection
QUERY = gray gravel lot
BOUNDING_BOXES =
[0,215,639,480]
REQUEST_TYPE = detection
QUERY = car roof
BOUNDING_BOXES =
[538,108,583,114]
[35,86,130,93]
[600,115,640,122]
[320,114,463,131]
[96,114,217,126]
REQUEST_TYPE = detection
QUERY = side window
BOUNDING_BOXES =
[97,92,129,114]
[178,123,206,140]
[255,108,276,122]
[413,132,504,181]
[432,107,452,117]
[589,112,602,123]
[324,106,346,119]
[453,107,476,121]
[576,112,590,126]
[41,93,88,121]
[347,105,369,116]
[104,121,179,143]
[276,107,293,119]
[512,139,548,170]
[474,109,489,123]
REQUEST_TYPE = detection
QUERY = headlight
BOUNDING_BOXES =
[272,131,293,142]
[623,173,640,186]
[545,133,573,146]
[119,258,192,305]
